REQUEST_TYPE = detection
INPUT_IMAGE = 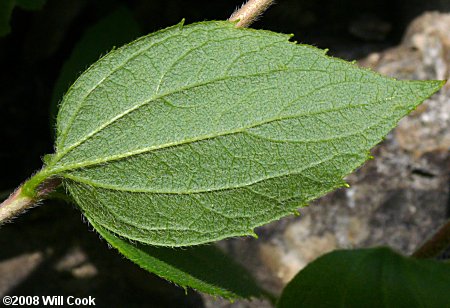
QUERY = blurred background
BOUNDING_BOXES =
[1,1,449,307]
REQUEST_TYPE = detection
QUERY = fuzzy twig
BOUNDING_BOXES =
[229,0,275,28]
[0,186,34,223]
[0,177,61,224]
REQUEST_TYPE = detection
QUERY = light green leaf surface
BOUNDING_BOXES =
[40,21,443,246]
[87,215,267,300]
[277,247,450,308]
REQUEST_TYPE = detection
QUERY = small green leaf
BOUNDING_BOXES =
[86,215,266,300]
[277,248,450,308]
[39,21,443,246]
[0,0,15,36]
[0,0,47,37]
[15,0,46,10]
[50,7,140,127]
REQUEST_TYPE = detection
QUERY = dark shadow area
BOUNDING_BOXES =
[0,201,203,307]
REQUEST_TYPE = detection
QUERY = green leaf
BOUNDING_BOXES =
[86,214,267,300]
[277,247,450,308]
[0,0,15,36]
[16,0,46,10]
[50,7,140,128]
[39,21,443,246]
[0,0,47,37]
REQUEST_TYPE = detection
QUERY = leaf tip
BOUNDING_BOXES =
[408,79,446,100]
[435,79,447,92]
[437,79,447,87]
[426,79,446,92]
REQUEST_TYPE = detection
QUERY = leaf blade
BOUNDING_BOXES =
[50,21,444,246]
[277,248,450,308]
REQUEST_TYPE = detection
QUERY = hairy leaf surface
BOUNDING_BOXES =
[277,248,450,307]
[87,216,266,300]
[44,21,443,246]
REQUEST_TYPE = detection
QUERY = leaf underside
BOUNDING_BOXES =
[277,248,450,308]
[45,20,443,246]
